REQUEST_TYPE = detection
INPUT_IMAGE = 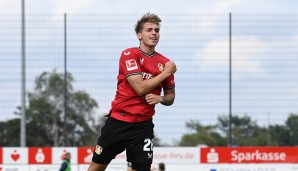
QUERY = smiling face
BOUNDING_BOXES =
[137,22,160,49]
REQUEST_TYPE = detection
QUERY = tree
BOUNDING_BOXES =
[179,115,272,146]
[25,70,100,146]
[218,115,268,146]
[268,124,287,146]
[0,119,20,146]
[179,120,226,146]
[285,113,298,145]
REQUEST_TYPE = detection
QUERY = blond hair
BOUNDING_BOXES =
[135,12,162,33]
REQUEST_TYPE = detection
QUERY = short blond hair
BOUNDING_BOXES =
[135,12,162,33]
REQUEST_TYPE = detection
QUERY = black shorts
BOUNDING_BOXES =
[92,116,154,164]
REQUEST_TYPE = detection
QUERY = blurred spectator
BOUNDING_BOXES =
[158,162,165,171]
[127,162,132,171]
[59,152,71,171]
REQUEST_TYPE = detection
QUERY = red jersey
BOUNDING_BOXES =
[110,47,175,122]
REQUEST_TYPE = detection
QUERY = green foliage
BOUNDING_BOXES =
[0,119,20,146]
[179,114,298,146]
[1,70,104,147]
[27,70,101,146]
[268,124,286,146]
[218,115,268,146]
[285,114,298,145]
[179,120,226,146]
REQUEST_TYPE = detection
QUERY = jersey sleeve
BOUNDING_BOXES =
[162,74,175,89]
[119,49,142,77]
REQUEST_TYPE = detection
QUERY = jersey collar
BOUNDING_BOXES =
[139,47,156,57]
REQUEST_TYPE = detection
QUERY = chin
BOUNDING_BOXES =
[150,43,158,47]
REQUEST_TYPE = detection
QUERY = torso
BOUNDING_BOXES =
[110,47,175,122]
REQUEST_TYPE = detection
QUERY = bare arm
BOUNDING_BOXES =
[144,88,175,106]
[127,61,176,96]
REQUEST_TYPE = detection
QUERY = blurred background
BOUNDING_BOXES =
[0,0,298,147]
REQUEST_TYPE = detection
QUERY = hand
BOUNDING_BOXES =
[163,61,177,75]
[144,94,162,105]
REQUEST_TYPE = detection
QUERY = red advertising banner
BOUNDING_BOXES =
[0,148,2,164]
[201,147,298,163]
[28,147,52,164]
[77,147,94,164]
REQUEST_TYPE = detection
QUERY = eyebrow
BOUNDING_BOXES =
[145,27,160,30]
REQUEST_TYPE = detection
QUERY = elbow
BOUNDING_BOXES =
[170,101,174,105]
[161,96,175,106]
[166,101,174,106]
[162,102,174,106]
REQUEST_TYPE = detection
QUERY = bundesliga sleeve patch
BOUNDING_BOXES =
[125,59,138,71]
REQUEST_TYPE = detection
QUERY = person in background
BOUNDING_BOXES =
[158,162,165,171]
[59,152,71,171]
[127,162,133,171]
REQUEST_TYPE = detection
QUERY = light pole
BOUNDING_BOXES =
[21,0,26,147]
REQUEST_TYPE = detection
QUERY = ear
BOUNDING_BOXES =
[137,33,142,40]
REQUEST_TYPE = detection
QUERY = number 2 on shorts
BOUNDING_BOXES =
[143,138,153,151]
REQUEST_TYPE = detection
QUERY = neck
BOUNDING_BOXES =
[139,45,155,55]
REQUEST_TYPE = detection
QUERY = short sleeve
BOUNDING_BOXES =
[119,49,142,77]
[163,74,175,89]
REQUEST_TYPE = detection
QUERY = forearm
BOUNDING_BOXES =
[127,61,176,96]
[160,93,175,106]
[144,89,175,106]
[128,72,171,96]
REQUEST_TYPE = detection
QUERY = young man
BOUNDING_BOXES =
[87,12,176,171]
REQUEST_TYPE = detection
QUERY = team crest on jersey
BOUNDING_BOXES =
[158,63,164,72]
[126,59,138,71]
[95,145,103,155]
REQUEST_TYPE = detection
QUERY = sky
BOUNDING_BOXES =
[0,0,297,15]
[1,0,298,145]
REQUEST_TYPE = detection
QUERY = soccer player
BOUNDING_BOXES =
[87,12,176,171]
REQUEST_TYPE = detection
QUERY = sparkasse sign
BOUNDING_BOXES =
[201,147,298,163]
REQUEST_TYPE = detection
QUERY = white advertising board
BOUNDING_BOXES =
[201,164,298,171]
[3,147,28,164]
[0,165,29,171]
[79,164,126,171]
[112,147,199,164]
[29,164,78,171]
[51,147,78,164]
